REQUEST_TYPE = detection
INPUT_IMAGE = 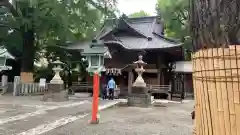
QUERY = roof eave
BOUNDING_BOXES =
[104,39,182,50]
[0,49,15,60]
[152,32,182,44]
[82,47,112,59]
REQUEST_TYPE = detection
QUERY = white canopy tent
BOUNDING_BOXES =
[173,61,192,73]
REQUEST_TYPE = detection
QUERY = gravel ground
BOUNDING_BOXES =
[47,100,194,135]
[0,95,121,135]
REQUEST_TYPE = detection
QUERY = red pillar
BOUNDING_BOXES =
[90,72,99,124]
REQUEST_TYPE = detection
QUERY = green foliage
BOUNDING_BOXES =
[128,10,150,18]
[156,0,191,60]
[156,0,189,38]
[0,0,118,63]
[33,66,53,82]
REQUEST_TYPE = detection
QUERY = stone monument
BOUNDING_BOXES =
[42,57,68,102]
[127,55,152,107]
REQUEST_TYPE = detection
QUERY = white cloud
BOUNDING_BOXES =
[117,0,157,15]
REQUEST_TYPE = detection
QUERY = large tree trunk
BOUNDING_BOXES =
[20,26,35,83]
[190,0,240,51]
[190,1,240,135]
[19,5,35,83]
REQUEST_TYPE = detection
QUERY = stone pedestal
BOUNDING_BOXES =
[127,86,152,107]
[48,84,64,92]
[42,84,69,102]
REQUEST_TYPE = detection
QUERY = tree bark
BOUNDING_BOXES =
[20,23,35,83]
[21,28,34,72]
[190,0,240,51]
[18,5,35,82]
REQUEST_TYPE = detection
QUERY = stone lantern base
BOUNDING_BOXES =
[42,84,69,102]
[127,86,152,107]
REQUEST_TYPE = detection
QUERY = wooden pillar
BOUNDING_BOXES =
[157,55,162,85]
[157,69,161,85]
[161,70,165,85]
[128,71,133,95]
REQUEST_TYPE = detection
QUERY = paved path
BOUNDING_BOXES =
[0,95,194,135]
[0,96,121,135]
[48,100,194,135]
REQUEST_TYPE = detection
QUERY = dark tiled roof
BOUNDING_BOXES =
[65,16,181,52]
[95,16,181,49]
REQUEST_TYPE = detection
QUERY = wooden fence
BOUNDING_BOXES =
[15,83,48,96]
[192,46,240,135]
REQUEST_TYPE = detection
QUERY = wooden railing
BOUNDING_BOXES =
[148,84,172,100]
[69,82,93,93]
[148,85,171,93]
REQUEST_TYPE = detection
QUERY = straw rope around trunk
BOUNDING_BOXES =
[192,45,240,135]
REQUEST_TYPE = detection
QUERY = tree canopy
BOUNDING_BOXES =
[156,0,191,59]
[0,0,118,73]
[128,10,150,18]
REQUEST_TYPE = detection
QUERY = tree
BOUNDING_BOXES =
[0,0,117,81]
[156,0,191,59]
[129,10,150,18]
[190,0,240,51]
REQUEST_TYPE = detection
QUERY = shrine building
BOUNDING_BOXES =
[64,15,193,98]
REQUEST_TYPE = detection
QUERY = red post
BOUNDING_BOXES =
[90,72,99,124]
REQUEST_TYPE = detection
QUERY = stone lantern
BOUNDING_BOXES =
[0,48,14,71]
[0,48,14,95]
[43,57,68,102]
[127,55,152,107]
[132,55,147,87]
[50,57,64,84]
[82,39,111,74]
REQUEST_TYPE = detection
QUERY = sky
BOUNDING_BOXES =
[9,0,157,16]
[117,0,158,16]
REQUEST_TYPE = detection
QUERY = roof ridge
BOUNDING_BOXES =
[97,27,115,40]
[98,18,150,40]
[121,18,149,38]
[95,19,117,39]
[128,16,158,19]
[149,18,157,38]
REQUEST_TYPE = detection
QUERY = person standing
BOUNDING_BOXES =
[107,78,116,100]
[102,84,107,100]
